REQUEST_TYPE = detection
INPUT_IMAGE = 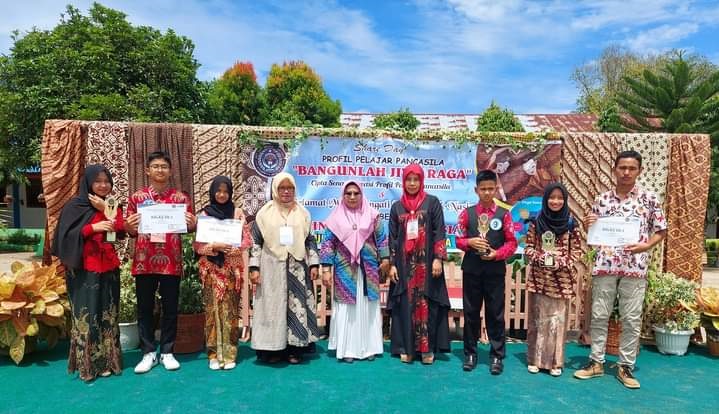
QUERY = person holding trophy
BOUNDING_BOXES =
[455,170,517,374]
[524,182,581,377]
[52,164,125,381]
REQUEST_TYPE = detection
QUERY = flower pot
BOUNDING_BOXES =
[708,335,719,356]
[174,312,205,354]
[606,318,621,356]
[119,321,139,351]
[653,325,693,356]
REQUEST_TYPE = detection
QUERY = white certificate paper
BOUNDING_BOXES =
[587,216,641,247]
[138,203,188,234]
[195,216,244,246]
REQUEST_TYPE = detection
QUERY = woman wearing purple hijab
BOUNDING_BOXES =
[320,181,390,362]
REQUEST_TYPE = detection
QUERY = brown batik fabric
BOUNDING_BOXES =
[664,134,711,282]
[560,132,620,344]
[619,133,671,273]
[191,124,245,210]
[86,121,130,261]
[41,120,87,267]
[127,122,194,199]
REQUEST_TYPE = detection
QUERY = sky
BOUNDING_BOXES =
[2,0,718,114]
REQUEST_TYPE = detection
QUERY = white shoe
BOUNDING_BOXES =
[550,368,563,377]
[134,352,158,374]
[527,365,539,374]
[209,359,221,370]
[160,353,181,371]
[223,362,236,370]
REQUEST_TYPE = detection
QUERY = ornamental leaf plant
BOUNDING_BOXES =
[0,262,69,364]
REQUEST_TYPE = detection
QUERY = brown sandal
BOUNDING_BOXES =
[287,354,302,364]
[421,353,435,365]
[400,354,413,363]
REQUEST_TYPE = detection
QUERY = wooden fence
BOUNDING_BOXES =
[236,252,586,342]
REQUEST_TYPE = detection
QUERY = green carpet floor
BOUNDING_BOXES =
[1,340,717,413]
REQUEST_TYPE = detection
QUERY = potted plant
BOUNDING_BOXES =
[644,270,700,355]
[683,287,719,356]
[118,259,139,350]
[174,234,205,354]
[705,239,719,267]
[0,262,69,364]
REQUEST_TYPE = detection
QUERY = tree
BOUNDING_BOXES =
[615,52,719,230]
[263,61,341,127]
[206,61,263,125]
[571,45,717,115]
[372,108,420,131]
[0,3,205,179]
[596,104,625,132]
[476,101,524,132]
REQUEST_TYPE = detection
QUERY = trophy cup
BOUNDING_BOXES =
[477,213,490,256]
[541,231,556,267]
[104,196,118,243]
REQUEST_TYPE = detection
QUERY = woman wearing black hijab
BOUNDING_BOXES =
[523,182,581,377]
[193,176,251,370]
[52,164,125,382]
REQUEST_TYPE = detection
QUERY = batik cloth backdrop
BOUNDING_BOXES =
[127,123,194,199]
[618,133,671,273]
[560,132,620,341]
[664,134,711,282]
[191,124,250,214]
[475,142,562,253]
[41,120,87,266]
[86,121,129,260]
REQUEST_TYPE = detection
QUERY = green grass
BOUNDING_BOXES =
[1,340,717,413]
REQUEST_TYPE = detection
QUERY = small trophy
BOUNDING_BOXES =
[477,213,490,256]
[104,196,118,243]
[541,231,556,267]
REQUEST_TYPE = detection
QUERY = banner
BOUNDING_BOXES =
[244,137,562,254]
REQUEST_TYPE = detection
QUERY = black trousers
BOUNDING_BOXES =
[135,274,180,354]
[463,270,506,359]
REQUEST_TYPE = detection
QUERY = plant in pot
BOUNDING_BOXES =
[683,287,719,355]
[644,270,700,355]
[118,259,139,351]
[0,262,69,364]
[174,234,205,354]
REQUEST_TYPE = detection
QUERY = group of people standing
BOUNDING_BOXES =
[52,149,665,390]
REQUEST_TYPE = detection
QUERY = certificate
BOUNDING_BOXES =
[138,203,187,234]
[195,216,244,246]
[587,216,641,247]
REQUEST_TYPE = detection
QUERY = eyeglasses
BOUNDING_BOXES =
[149,164,170,170]
[344,191,360,197]
[278,186,295,193]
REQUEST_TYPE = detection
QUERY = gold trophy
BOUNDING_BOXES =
[477,213,490,256]
[104,196,118,243]
[541,231,556,267]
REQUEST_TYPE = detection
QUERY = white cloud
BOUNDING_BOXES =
[624,23,700,53]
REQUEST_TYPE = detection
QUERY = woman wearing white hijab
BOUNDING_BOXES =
[249,172,321,364]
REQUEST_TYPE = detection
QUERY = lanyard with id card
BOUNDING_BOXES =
[279,225,294,246]
[407,218,419,240]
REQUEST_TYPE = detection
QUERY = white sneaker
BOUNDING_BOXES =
[160,353,181,371]
[223,362,236,370]
[209,359,221,370]
[134,352,158,374]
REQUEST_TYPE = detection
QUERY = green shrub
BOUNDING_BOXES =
[6,230,40,245]
[705,239,719,252]
[179,234,204,314]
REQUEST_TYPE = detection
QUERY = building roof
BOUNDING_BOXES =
[340,113,599,132]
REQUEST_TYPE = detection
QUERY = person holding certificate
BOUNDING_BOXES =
[53,164,125,382]
[124,151,197,374]
[387,164,450,365]
[524,183,581,377]
[455,170,517,375]
[248,172,321,365]
[194,176,251,370]
[320,181,389,363]
[574,150,667,389]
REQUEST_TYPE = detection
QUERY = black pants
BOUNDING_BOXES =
[136,274,180,354]
[463,271,506,359]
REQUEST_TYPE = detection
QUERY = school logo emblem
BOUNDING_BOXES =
[489,218,503,231]
[252,144,286,177]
